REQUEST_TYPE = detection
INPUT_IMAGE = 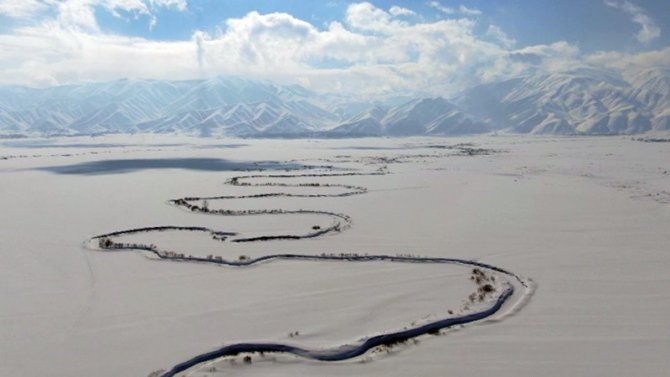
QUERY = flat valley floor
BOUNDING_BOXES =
[1,135,669,376]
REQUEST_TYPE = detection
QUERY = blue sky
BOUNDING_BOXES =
[0,0,668,94]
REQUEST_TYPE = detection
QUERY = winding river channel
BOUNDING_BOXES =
[88,148,532,376]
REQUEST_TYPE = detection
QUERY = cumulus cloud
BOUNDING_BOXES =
[0,2,508,94]
[0,1,569,94]
[0,1,667,97]
[604,0,660,44]
[345,2,406,33]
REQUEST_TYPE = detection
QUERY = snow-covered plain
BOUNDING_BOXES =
[1,135,669,376]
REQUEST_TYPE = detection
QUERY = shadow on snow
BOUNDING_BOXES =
[36,158,305,175]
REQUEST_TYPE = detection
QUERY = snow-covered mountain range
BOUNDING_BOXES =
[455,68,670,135]
[1,68,668,138]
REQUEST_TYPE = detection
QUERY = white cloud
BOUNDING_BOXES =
[193,30,206,67]
[0,2,508,94]
[428,2,481,16]
[457,5,481,16]
[0,1,667,97]
[0,0,49,18]
[586,47,670,74]
[509,41,582,73]
[148,0,186,11]
[487,24,515,48]
[0,22,197,86]
[0,0,187,29]
[604,0,660,44]
[389,5,415,17]
[345,2,405,33]
[513,41,579,58]
[428,1,455,14]
[57,0,101,31]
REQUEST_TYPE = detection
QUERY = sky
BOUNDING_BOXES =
[0,0,668,96]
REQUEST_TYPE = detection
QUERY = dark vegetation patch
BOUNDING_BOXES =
[634,137,670,143]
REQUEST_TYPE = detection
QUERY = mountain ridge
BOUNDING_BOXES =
[1,69,668,138]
